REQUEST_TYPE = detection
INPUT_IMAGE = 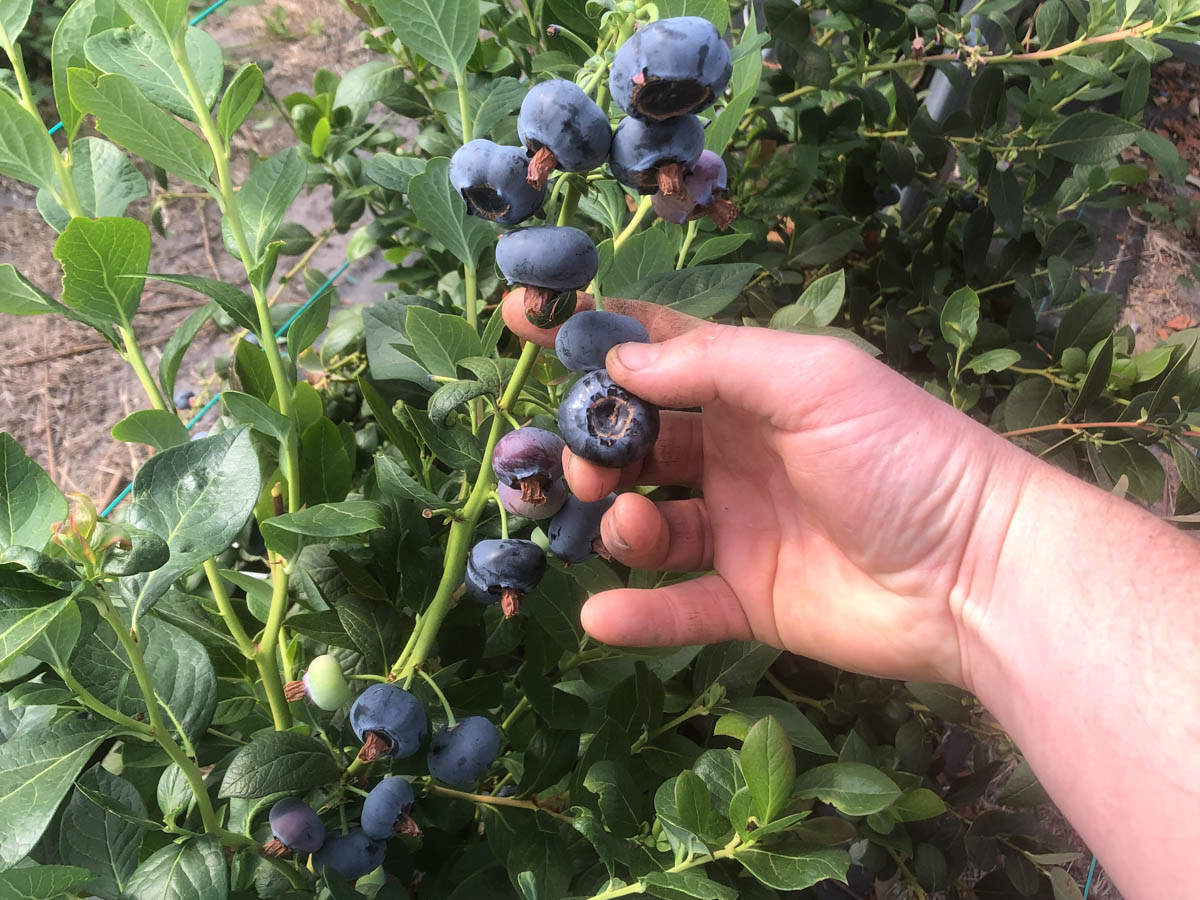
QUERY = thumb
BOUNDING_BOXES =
[605,325,851,420]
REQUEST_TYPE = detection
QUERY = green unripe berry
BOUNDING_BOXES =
[1060,347,1087,375]
[304,654,349,710]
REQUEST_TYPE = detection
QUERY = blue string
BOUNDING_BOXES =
[1082,856,1098,898]
[99,260,352,518]
[45,0,235,136]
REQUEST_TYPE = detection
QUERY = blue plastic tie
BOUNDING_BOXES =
[1082,856,1098,898]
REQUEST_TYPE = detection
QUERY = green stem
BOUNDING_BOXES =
[255,559,294,730]
[390,342,542,683]
[58,667,155,737]
[500,696,529,733]
[117,325,172,411]
[557,184,581,226]
[416,669,457,727]
[613,196,653,252]
[676,220,698,269]
[203,561,255,658]
[585,840,744,899]
[429,784,574,823]
[455,66,474,143]
[96,598,221,834]
[492,491,510,539]
[548,23,596,56]
[631,704,708,752]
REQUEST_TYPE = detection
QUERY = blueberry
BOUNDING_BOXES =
[303,654,349,711]
[360,777,416,839]
[548,492,617,564]
[492,426,566,504]
[519,80,613,189]
[427,716,501,785]
[610,17,732,121]
[554,310,650,373]
[350,683,428,762]
[267,797,325,854]
[465,538,547,617]
[609,114,705,196]
[652,149,738,228]
[558,369,660,468]
[449,139,546,225]
[498,478,567,519]
[495,226,598,327]
[874,184,902,208]
[173,389,194,410]
[245,333,260,346]
[954,193,981,213]
[189,430,209,440]
[311,828,386,881]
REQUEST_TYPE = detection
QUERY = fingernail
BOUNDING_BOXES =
[613,341,660,371]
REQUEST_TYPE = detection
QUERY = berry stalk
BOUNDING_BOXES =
[415,669,457,727]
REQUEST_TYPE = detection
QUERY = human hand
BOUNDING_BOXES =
[503,290,1031,688]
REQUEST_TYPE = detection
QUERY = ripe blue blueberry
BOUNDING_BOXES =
[518,79,613,189]
[610,17,732,121]
[427,716,501,785]
[874,184,901,208]
[450,139,546,225]
[498,478,567,520]
[609,114,705,196]
[492,426,565,505]
[495,226,599,327]
[558,369,660,468]
[173,389,194,410]
[548,492,617,564]
[651,150,738,229]
[267,797,325,854]
[360,777,416,840]
[554,310,650,373]
[465,538,547,617]
[311,828,386,881]
[350,683,428,762]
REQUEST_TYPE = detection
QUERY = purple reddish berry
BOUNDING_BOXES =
[492,427,566,507]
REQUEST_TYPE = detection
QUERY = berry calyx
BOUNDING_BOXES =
[361,777,418,840]
[265,797,325,856]
[558,369,661,468]
[465,538,547,617]
[350,683,428,762]
[518,79,612,189]
[608,115,705,196]
[492,426,567,506]
[496,226,598,328]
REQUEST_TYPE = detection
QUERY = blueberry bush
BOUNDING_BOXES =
[1,0,1199,897]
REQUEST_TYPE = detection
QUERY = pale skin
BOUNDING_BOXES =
[503,288,1200,900]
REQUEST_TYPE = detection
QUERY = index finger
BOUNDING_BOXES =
[500,287,711,348]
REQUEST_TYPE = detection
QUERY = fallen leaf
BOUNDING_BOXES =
[1165,314,1197,331]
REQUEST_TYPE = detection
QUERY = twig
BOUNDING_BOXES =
[1001,421,1200,439]
[4,333,175,368]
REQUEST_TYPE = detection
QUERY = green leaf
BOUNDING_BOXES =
[688,233,751,267]
[100,524,169,576]
[286,290,331,363]
[693,641,780,698]
[111,409,190,450]
[602,226,676,294]
[335,594,405,673]
[59,767,146,898]
[67,69,214,187]
[51,0,135,142]
[219,731,340,798]
[36,137,148,232]
[122,836,228,900]
[0,91,60,193]
[621,263,759,319]
[1098,442,1164,504]
[222,390,293,444]
[1049,866,1085,900]
[224,147,306,265]
[0,1,34,41]
[0,865,94,899]
[0,433,67,552]
[583,760,646,838]
[705,13,765,154]
[793,217,861,266]
[673,770,722,838]
[373,452,443,510]
[570,807,625,877]
[940,287,980,352]
[429,380,490,427]
[0,264,61,316]
[965,348,1021,375]
[517,729,578,797]
[73,613,216,744]
[1044,113,1141,165]
[406,304,484,377]
[217,62,264,142]
[259,501,387,558]
[643,870,738,900]
[0,570,71,675]
[792,762,902,816]
[300,418,353,507]
[121,428,262,621]
[53,215,151,326]
[115,0,188,46]
[714,696,834,756]
[365,153,427,193]
[740,716,795,823]
[0,717,114,870]
[83,26,222,121]
[891,787,947,821]
[472,76,527,139]
[735,847,851,891]
[770,269,845,329]
[374,0,480,74]
[996,759,1051,808]
[407,157,492,269]
[988,166,1023,237]
[146,273,258,332]
[1065,333,1113,418]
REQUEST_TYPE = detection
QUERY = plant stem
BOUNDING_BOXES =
[96,598,221,834]
[464,264,479,331]
[677,220,698,269]
[204,564,256,658]
[416,669,457,727]
[500,696,529,733]
[548,23,595,56]
[492,490,510,539]
[584,841,744,899]
[256,556,294,730]
[58,667,155,737]
[613,196,653,252]
[429,784,574,823]
[1001,421,1200,439]
[455,66,474,143]
[117,325,172,411]
[390,341,542,684]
